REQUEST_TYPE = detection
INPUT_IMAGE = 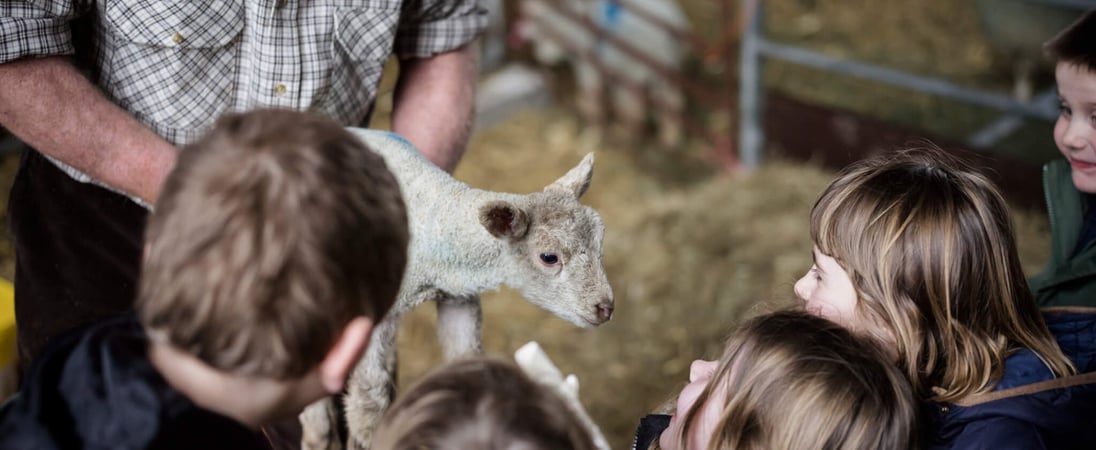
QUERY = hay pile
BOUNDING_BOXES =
[396,106,1051,449]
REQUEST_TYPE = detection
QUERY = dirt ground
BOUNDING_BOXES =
[0,0,1071,448]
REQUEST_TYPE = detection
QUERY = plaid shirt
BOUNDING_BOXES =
[1,0,485,203]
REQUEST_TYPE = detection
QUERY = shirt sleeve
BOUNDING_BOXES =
[394,0,488,59]
[0,1,85,64]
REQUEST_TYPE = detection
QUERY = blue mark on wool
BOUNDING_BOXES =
[382,131,413,148]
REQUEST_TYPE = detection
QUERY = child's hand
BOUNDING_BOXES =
[515,341,610,450]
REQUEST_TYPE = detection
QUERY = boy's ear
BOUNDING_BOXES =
[319,316,373,394]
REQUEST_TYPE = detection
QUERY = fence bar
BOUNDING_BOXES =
[738,0,763,169]
[967,89,1059,148]
[756,38,1059,121]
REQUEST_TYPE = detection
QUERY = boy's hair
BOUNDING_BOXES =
[138,109,409,378]
[669,311,917,450]
[372,357,598,450]
[1044,10,1096,72]
[809,148,1075,402]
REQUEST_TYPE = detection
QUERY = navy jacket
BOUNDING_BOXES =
[0,316,272,450]
[925,309,1096,450]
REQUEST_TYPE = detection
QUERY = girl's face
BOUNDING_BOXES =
[795,247,859,328]
[660,359,724,450]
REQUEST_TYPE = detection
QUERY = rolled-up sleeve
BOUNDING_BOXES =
[395,0,488,59]
[0,1,81,64]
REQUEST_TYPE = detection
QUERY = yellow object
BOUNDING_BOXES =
[0,278,14,369]
[171,33,184,45]
[273,84,287,94]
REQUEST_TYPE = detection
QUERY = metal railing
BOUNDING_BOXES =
[738,0,1087,169]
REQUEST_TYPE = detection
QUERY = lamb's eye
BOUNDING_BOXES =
[539,253,560,265]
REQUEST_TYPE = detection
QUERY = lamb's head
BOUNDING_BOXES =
[478,153,613,328]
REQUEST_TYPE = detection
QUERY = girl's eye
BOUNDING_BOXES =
[539,253,560,265]
[1059,102,1072,118]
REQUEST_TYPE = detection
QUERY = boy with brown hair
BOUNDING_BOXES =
[0,108,409,449]
[1032,9,1096,307]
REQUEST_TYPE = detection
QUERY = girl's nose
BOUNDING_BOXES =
[794,276,810,301]
[689,359,717,383]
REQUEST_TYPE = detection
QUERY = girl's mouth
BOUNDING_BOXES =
[1070,158,1096,171]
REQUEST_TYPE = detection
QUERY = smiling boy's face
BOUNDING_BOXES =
[1055,62,1096,194]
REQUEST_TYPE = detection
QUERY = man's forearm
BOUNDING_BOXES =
[0,57,176,204]
[391,43,478,173]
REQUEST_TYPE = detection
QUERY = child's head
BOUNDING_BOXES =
[800,148,1073,400]
[371,357,598,450]
[138,109,409,383]
[661,311,915,450]
[1045,10,1096,193]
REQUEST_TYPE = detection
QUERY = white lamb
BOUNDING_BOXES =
[300,130,614,450]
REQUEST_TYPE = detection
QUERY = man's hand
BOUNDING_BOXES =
[0,57,176,204]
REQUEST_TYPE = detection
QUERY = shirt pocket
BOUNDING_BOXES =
[102,0,244,139]
[323,4,400,124]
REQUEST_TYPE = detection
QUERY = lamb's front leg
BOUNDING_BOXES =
[300,396,343,450]
[343,315,399,450]
[436,294,483,360]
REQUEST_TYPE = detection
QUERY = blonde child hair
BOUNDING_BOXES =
[371,357,598,450]
[809,148,1075,401]
[662,310,916,450]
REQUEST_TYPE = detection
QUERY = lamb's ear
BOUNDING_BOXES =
[544,153,594,199]
[479,201,530,239]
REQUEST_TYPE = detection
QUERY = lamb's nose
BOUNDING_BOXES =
[596,299,614,323]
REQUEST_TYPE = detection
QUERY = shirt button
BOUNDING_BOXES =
[273,84,287,95]
[276,0,288,7]
[171,33,184,45]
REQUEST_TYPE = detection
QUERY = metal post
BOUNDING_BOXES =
[738,0,763,169]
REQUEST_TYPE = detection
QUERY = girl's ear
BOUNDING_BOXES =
[318,316,373,393]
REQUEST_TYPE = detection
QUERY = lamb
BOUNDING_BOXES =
[514,0,690,146]
[300,129,614,450]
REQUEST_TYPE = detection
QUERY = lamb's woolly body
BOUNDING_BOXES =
[300,130,613,450]
[354,130,522,307]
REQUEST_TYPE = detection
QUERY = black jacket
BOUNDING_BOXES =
[0,316,271,450]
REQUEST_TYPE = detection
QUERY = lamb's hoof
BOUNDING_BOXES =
[347,435,371,450]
